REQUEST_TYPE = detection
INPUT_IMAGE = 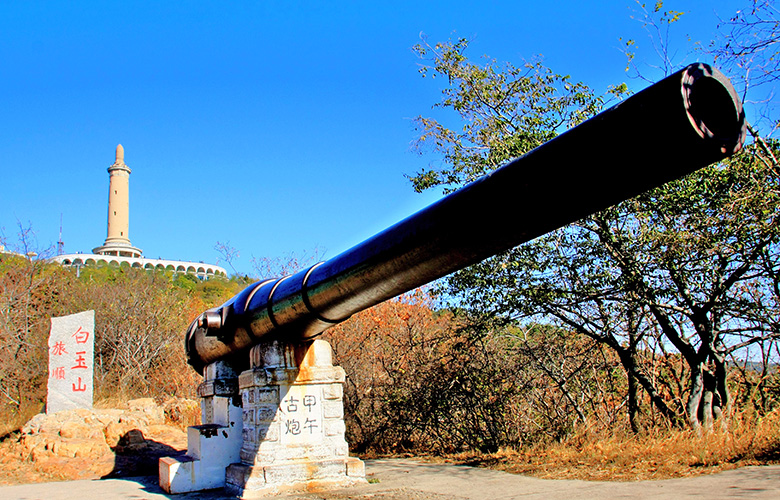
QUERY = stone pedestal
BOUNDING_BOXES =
[159,361,242,493]
[225,339,366,498]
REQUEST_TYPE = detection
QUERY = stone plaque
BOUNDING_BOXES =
[46,310,95,414]
[279,385,324,444]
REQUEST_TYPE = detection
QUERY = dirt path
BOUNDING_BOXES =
[0,459,778,500]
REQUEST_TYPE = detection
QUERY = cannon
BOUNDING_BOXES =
[162,63,747,496]
[186,63,746,374]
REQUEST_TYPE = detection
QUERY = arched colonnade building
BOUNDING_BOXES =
[52,253,226,279]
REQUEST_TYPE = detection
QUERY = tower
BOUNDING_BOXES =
[92,144,142,257]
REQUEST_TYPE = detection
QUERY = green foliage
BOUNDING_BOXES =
[409,38,604,194]
[193,276,245,305]
[172,272,199,292]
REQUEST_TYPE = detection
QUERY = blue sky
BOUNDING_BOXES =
[0,1,747,276]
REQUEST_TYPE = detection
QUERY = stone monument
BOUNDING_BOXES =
[46,310,95,414]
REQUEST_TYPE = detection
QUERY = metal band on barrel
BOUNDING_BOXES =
[301,262,341,324]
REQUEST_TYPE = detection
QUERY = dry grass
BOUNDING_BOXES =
[0,401,43,439]
[160,397,201,429]
[440,409,780,481]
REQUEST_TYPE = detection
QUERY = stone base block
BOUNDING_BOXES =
[159,418,241,493]
[160,456,218,494]
[225,457,366,498]
[160,361,242,494]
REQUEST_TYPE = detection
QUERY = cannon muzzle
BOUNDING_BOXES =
[186,63,746,374]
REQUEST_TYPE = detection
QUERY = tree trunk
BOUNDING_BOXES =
[628,369,640,433]
[686,365,704,434]
[701,370,715,432]
[712,352,730,431]
[613,345,681,427]
[686,359,730,433]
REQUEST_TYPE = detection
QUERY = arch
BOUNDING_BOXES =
[145,263,155,270]
[132,262,142,268]
[62,259,71,265]
[187,266,196,274]
[176,265,186,273]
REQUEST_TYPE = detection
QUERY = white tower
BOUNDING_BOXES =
[92,144,142,257]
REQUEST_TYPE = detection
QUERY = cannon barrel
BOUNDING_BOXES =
[187,63,746,373]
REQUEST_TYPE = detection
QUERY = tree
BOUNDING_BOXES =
[454,146,780,431]
[709,0,780,420]
[251,247,324,279]
[214,240,241,276]
[326,290,622,453]
[0,251,69,432]
[712,0,780,131]
[410,35,780,433]
[410,37,606,194]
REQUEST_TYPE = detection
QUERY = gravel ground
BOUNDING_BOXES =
[1,458,779,500]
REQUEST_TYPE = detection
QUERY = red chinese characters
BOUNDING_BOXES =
[72,326,90,344]
[50,341,67,356]
[46,311,95,412]
[72,351,88,370]
[48,327,91,392]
